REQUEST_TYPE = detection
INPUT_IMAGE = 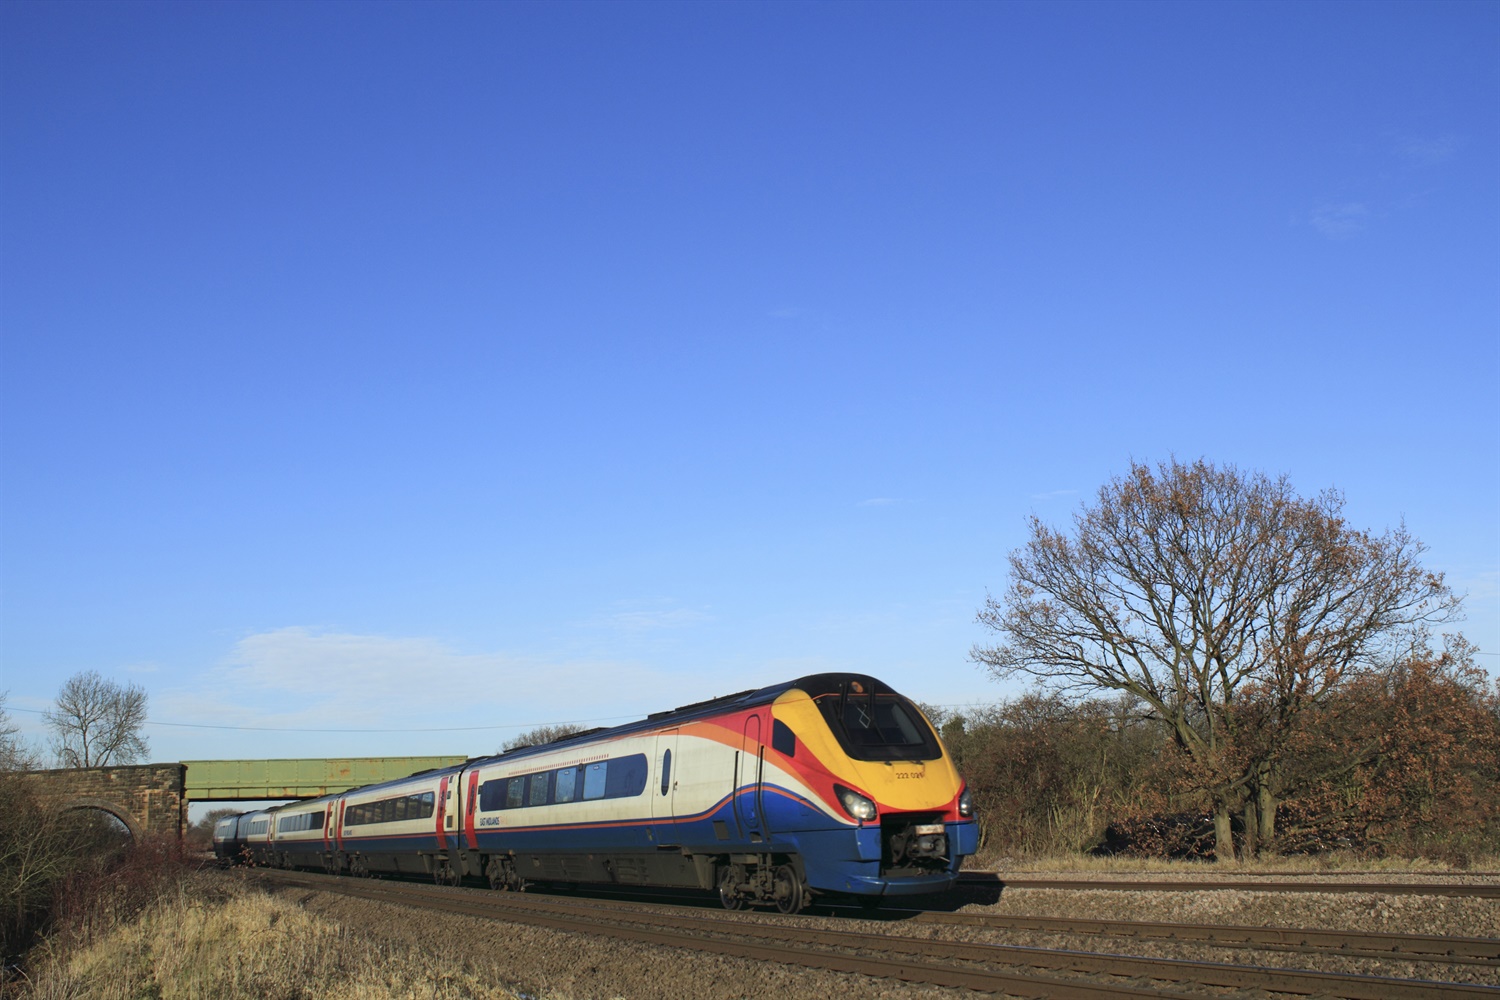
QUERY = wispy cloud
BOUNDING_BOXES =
[156,627,674,734]
[1029,489,1078,502]
[1302,132,1462,241]
[1309,202,1370,240]
[1393,132,1463,168]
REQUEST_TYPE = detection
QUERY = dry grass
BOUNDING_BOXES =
[18,874,537,1000]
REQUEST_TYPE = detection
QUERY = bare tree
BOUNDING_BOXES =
[0,693,39,771]
[44,671,150,768]
[972,459,1460,860]
[500,722,586,753]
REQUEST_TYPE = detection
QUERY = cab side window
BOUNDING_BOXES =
[772,719,796,757]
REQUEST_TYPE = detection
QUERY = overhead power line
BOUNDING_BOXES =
[0,704,641,733]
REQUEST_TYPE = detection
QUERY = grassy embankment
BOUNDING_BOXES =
[16,872,533,1000]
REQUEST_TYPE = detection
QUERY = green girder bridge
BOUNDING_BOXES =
[21,757,468,841]
[181,757,468,800]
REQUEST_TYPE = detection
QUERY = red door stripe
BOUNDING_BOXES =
[465,770,480,849]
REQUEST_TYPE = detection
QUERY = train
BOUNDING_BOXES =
[211,673,977,912]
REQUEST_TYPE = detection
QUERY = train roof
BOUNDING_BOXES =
[478,671,901,765]
[254,672,902,809]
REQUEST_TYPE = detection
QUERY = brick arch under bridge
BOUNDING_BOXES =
[20,763,187,841]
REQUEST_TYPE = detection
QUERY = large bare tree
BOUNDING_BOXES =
[43,671,150,768]
[972,459,1460,860]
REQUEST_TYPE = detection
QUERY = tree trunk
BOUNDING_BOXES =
[1258,783,1277,846]
[1212,803,1235,862]
[1241,798,1258,858]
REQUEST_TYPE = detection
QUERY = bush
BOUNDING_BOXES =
[934,642,1500,864]
[1,773,194,969]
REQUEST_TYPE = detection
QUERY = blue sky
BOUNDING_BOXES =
[3,1,1496,777]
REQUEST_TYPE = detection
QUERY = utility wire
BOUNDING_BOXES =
[0,704,642,733]
[3,700,1000,734]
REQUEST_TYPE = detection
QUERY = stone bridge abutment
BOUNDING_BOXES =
[20,763,187,841]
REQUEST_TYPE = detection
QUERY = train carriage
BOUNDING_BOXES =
[211,814,241,861]
[268,798,337,870]
[238,810,273,865]
[334,767,460,879]
[213,673,976,912]
[440,673,977,910]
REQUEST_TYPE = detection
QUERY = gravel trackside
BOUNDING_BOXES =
[285,886,976,1000]
[271,879,1500,999]
[930,885,1500,985]
[950,881,1500,937]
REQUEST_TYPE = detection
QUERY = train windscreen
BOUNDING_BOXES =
[797,674,942,762]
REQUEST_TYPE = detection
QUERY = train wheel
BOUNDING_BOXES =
[486,857,507,891]
[718,866,745,910]
[486,857,524,892]
[772,864,805,914]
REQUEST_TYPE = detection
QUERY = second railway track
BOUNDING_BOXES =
[958,872,1500,899]
[250,869,1500,999]
[858,904,1500,965]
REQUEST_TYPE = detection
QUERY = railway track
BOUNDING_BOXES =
[958,872,1500,899]
[862,906,1500,966]
[250,869,1500,998]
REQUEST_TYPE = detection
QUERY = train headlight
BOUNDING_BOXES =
[834,784,877,821]
[958,787,973,818]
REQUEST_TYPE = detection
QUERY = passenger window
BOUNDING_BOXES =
[583,762,607,800]
[505,777,524,809]
[604,754,648,798]
[555,767,577,802]
[660,749,672,795]
[529,772,550,806]
[479,779,502,811]
[772,719,796,757]
[394,797,408,821]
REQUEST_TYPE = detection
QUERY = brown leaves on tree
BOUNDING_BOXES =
[972,459,1463,860]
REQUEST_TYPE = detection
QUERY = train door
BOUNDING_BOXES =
[464,770,481,849]
[436,775,451,849]
[652,729,679,844]
[736,715,764,839]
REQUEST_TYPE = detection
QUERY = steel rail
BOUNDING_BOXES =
[253,870,1499,999]
[959,872,1500,899]
[869,907,1500,965]
[256,871,1181,999]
